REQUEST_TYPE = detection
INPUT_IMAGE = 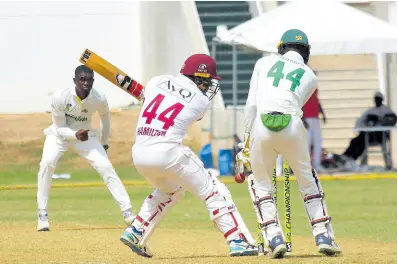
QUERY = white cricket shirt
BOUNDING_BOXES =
[134,74,209,146]
[45,87,110,145]
[244,51,318,133]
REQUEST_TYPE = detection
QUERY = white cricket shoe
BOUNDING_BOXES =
[123,209,135,226]
[37,210,50,231]
[315,233,342,256]
[120,226,153,258]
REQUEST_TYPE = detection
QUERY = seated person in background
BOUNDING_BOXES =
[342,91,396,165]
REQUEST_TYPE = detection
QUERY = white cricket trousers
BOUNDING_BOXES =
[131,143,247,243]
[250,115,317,195]
[37,134,132,212]
[249,115,329,238]
[305,117,322,171]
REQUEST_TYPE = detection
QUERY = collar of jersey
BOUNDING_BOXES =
[283,51,305,64]
[177,74,198,88]
[71,87,92,103]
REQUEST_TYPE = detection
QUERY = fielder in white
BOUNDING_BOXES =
[237,29,341,258]
[37,65,134,231]
[120,54,258,258]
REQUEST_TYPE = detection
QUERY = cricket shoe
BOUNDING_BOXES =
[268,235,287,259]
[315,233,342,256]
[229,239,258,257]
[37,210,50,231]
[123,210,135,226]
[120,226,152,258]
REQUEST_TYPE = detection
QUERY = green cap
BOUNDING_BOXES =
[277,29,309,48]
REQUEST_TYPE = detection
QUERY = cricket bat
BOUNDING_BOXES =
[79,49,144,101]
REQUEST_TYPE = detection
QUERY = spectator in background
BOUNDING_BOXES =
[302,72,327,172]
[342,92,396,168]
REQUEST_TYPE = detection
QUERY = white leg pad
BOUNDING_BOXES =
[213,177,257,245]
[302,169,335,239]
[205,181,250,243]
[247,174,282,241]
[133,187,184,246]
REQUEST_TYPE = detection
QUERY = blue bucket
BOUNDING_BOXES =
[218,149,233,176]
[199,143,214,169]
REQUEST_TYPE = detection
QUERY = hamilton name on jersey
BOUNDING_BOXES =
[136,126,166,137]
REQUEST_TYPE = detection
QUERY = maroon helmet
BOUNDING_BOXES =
[180,54,221,100]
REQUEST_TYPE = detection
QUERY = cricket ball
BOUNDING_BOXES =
[234,172,245,183]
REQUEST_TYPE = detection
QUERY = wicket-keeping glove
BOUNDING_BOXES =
[235,133,252,172]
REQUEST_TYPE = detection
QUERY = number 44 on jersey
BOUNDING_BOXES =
[267,61,305,92]
[142,94,184,130]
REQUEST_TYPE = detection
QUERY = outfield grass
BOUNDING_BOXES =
[0,171,396,263]
[0,139,396,263]
[0,174,396,263]
[1,177,395,242]
[0,139,144,185]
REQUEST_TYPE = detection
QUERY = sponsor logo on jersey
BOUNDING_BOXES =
[157,77,196,103]
[65,113,88,122]
[81,109,88,113]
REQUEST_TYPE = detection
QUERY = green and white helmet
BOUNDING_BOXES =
[277,29,309,48]
[277,29,311,64]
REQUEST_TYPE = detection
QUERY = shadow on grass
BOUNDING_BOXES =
[288,254,331,259]
[56,225,124,231]
[156,254,228,260]
[156,254,330,260]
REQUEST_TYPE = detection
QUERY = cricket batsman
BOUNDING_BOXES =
[36,65,134,231]
[236,29,342,258]
[119,54,258,258]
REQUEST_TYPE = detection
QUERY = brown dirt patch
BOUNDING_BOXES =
[0,110,205,167]
[0,223,395,264]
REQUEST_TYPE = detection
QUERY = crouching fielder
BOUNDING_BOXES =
[120,54,257,258]
[37,65,134,231]
[237,29,341,258]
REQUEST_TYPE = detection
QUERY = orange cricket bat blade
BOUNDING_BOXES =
[79,49,144,101]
